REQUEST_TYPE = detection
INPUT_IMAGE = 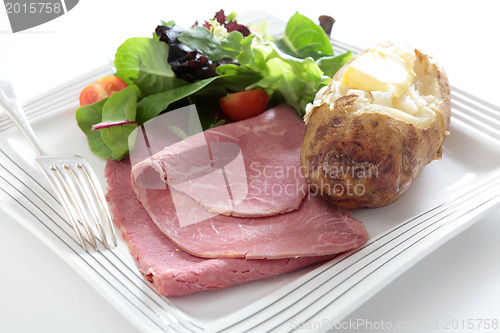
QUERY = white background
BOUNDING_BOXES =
[1,1,499,332]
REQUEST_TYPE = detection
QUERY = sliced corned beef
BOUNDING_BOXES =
[130,107,368,259]
[105,158,335,297]
[134,105,308,218]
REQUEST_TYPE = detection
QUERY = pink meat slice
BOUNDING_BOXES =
[130,107,368,260]
[133,175,368,259]
[105,158,336,297]
[136,105,308,217]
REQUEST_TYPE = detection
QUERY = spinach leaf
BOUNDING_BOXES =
[98,87,138,160]
[136,76,220,124]
[114,37,187,97]
[75,99,112,160]
[275,12,333,60]
[136,74,259,124]
[98,86,137,124]
[76,87,138,161]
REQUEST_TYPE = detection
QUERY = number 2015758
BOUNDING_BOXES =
[5,2,63,14]
[442,318,498,330]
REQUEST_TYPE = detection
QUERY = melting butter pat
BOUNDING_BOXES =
[341,48,415,97]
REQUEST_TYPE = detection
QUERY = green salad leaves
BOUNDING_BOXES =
[177,27,244,61]
[76,11,351,160]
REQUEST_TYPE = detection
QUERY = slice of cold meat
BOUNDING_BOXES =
[133,168,368,259]
[105,157,336,297]
[131,106,369,259]
[135,105,309,218]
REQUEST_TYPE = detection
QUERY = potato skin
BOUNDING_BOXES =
[300,47,451,209]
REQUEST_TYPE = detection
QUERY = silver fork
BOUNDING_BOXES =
[0,81,117,251]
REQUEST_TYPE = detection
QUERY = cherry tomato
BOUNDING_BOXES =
[79,76,128,106]
[218,90,269,121]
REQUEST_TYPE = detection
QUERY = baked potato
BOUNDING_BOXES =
[300,43,451,208]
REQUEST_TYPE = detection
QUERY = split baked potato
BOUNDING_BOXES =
[300,43,451,208]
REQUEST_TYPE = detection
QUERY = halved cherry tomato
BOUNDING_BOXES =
[218,90,269,121]
[79,76,128,106]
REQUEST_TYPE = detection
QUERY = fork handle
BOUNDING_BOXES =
[0,83,47,156]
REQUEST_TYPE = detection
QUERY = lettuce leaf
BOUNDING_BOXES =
[177,26,243,61]
[316,51,352,77]
[275,12,333,60]
[233,35,327,116]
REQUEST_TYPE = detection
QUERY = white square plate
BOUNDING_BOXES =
[0,13,499,333]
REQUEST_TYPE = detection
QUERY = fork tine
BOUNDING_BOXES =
[53,164,98,250]
[36,155,118,251]
[78,162,118,247]
[67,163,109,249]
[44,165,88,251]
